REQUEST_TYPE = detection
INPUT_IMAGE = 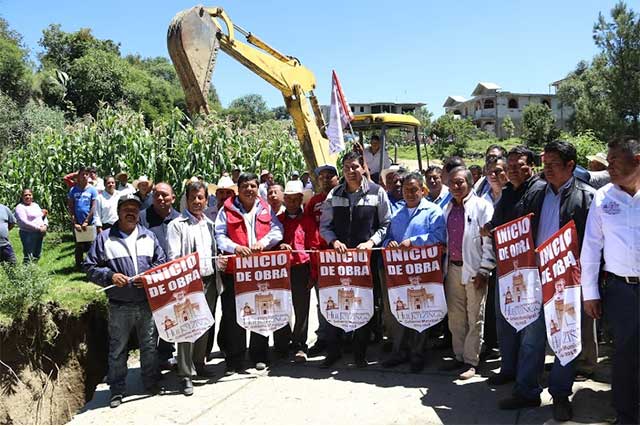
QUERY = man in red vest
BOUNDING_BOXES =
[214,172,284,373]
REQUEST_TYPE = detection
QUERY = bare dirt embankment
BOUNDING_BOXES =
[0,302,108,425]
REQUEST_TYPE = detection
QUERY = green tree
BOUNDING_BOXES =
[408,105,433,128]
[521,103,560,149]
[593,1,640,134]
[224,94,274,124]
[272,106,290,120]
[430,113,478,158]
[501,115,516,139]
[0,17,32,105]
[38,24,120,70]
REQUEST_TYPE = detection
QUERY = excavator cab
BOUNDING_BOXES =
[350,113,428,176]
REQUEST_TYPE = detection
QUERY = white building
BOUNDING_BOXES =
[443,82,573,139]
[320,101,424,122]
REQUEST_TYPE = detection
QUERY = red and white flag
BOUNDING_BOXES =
[326,70,353,154]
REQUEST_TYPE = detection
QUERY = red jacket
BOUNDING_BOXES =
[223,196,272,272]
[277,210,320,265]
[304,192,329,249]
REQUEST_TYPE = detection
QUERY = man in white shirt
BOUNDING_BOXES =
[95,176,120,232]
[363,135,391,183]
[580,137,640,425]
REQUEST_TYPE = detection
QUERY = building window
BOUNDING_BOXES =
[371,105,381,113]
[351,106,355,113]
[542,99,551,108]
[453,110,461,115]
[483,99,495,109]
[508,98,518,109]
[464,107,468,116]
[360,106,364,112]
[475,102,480,111]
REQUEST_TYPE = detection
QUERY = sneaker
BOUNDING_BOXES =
[308,341,327,357]
[498,395,541,410]
[552,397,573,422]
[458,365,476,380]
[181,377,194,396]
[109,394,123,409]
[255,362,267,371]
[487,372,515,386]
[294,350,307,363]
[574,371,593,382]
[320,353,341,369]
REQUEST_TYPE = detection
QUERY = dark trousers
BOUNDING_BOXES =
[326,320,372,361]
[176,275,217,377]
[219,273,289,364]
[291,264,311,351]
[484,269,498,350]
[74,241,91,269]
[19,230,44,263]
[313,284,330,342]
[605,274,640,424]
[0,244,16,264]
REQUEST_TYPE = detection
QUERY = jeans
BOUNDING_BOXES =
[0,244,16,264]
[107,301,158,395]
[605,274,640,424]
[291,264,311,351]
[19,230,44,263]
[484,269,498,349]
[313,284,330,342]
[548,358,576,399]
[495,283,546,399]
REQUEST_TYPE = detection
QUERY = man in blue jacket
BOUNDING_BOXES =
[84,194,167,409]
[382,171,446,372]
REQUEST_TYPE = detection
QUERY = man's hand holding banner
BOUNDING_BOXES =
[382,245,446,332]
[536,220,582,366]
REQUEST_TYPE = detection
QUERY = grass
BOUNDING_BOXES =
[395,137,523,166]
[0,229,106,327]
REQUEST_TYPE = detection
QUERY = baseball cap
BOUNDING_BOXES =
[314,164,338,175]
[117,193,142,209]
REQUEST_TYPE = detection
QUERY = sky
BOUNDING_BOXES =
[0,0,623,116]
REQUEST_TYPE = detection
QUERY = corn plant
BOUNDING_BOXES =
[0,105,305,227]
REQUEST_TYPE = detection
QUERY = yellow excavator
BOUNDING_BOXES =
[167,5,337,176]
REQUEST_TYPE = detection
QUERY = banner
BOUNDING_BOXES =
[141,253,214,343]
[382,245,446,332]
[317,249,373,332]
[494,214,542,331]
[326,70,354,155]
[234,251,292,337]
[536,221,582,366]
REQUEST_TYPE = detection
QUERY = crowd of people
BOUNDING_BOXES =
[0,135,637,424]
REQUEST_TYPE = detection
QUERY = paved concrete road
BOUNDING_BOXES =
[70,293,614,425]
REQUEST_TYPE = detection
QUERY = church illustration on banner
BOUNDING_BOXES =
[503,260,536,305]
[162,290,203,330]
[394,276,435,311]
[242,282,282,316]
[325,277,363,311]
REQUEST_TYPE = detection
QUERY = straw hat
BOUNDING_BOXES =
[133,175,153,189]
[586,152,608,167]
[380,164,404,185]
[115,171,128,181]
[283,180,304,195]
[208,175,237,195]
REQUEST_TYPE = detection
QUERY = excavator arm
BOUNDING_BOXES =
[167,6,337,176]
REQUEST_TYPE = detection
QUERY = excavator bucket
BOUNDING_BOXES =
[167,6,219,115]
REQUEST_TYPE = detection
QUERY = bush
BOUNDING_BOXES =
[560,130,607,167]
[0,263,51,319]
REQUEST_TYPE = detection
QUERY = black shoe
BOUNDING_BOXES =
[181,377,194,396]
[109,394,123,408]
[255,362,267,371]
[320,353,341,369]
[382,340,394,353]
[574,371,593,382]
[552,397,573,422]
[145,383,162,396]
[354,357,368,368]
[479,348,501,362]
[498,395,541,410]
[308,341,327,357]
[487,372,515,386]
[439,359,464,371]
[194,365,216,378]
[409,358,425,373]
[382,356,408,368]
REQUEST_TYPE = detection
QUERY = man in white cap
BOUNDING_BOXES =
[587,152,611,189]
[290,171,300,181]
[133,176,154,210]
[258,170,273,200]
[277,180,320,362]
[205,174,237,221]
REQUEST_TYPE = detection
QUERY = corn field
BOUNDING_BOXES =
[0,105,305,226]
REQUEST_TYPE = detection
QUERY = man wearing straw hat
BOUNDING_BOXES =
[277,180,320,362]
[587,152,611,189]
[115,171,135,196]
[133,175,154,210]
[206,174,237,220]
